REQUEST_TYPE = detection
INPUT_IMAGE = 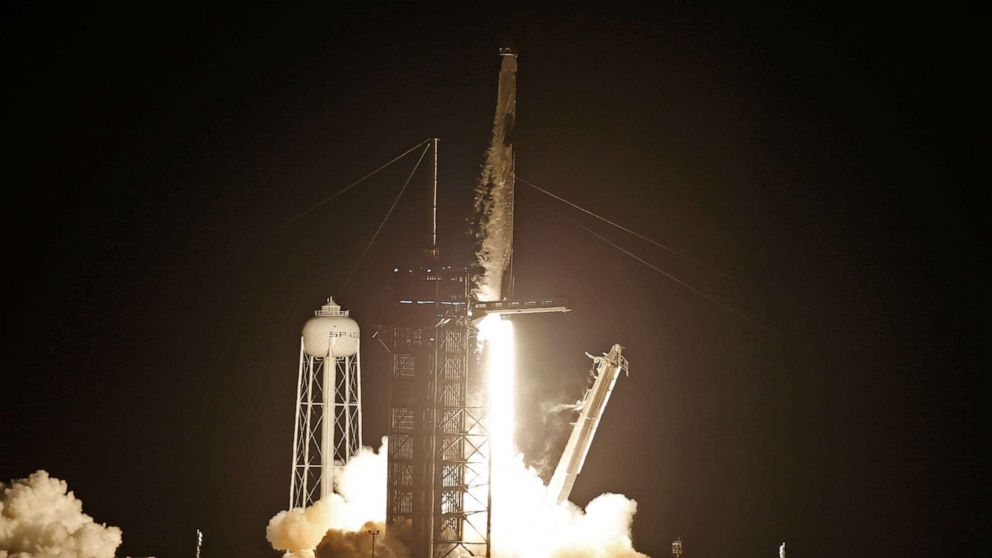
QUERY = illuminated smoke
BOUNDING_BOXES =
[267,329,647,558]
[0,470,122,558]
[266,325,647,557]
[266,439,403,558]
[473,140,514,302]
[313,523,408,558]
[493,457,646,558]
[478,315,648,558]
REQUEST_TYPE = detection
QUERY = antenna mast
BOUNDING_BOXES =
[431,137,439,257]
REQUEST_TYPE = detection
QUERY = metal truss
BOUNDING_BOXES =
[387,326,424,533]
[386,316,491,558]
[431,321,490,558]
[290,339,363,509]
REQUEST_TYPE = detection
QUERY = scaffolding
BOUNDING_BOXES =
[386,267,490,557]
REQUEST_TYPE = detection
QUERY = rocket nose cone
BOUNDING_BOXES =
[499,48,518,72]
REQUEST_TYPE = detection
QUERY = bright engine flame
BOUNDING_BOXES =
[478,314,516,473]
[476,314,647,558]
[477,313,518,548]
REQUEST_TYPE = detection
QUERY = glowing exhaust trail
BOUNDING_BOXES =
[478,314,515,487]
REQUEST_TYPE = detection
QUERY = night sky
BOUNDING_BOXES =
[4,4,985,558]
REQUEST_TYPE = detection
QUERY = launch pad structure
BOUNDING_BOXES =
[382,261,573,558]
[384,264,487,557]
[285,48,629,558]
[546,344,628,505]
[382,49,574,558]
[383,49,522,558]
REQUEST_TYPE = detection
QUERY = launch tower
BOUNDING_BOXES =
[382,48,571,558]
[384,264,490,558]
[383,47,521,558]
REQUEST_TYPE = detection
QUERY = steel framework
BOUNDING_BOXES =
[386,268,491,558]
[290,339,363,509]
[431,316,490,557]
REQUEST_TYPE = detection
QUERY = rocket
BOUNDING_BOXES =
[474,48,518,302]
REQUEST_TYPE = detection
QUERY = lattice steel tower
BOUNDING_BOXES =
[385,265,490,558]
[385,47,519,557]
[289,297,363,509]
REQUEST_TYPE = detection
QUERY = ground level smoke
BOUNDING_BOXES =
[0,470,122,558]
[267,444,647,557]
[492,454,646,558]
[481,315,648,558]
[266,439,396,558]
[268,323,649,557]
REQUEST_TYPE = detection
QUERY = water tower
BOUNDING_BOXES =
[289,297,363,508]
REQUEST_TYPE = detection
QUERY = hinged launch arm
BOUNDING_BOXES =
[468,298,570,325]
[545,344,628,505]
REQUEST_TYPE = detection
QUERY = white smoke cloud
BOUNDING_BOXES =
[266,441,647,558]
[490,454,648,558]
[0,470,122,558]
[314,522,408,558]
[266,438,404,558]
[473,139,514,303]
[266,498,337,558]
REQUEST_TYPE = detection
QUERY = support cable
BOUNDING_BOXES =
[519,177,734,280]
[202,139,430,271]
[249,140,431,248]
[573,220,766,330]
[338,142,432,296]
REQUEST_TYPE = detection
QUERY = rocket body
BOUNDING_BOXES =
[474,49,518,301]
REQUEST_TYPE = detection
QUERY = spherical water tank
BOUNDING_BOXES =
[302,298,360,357]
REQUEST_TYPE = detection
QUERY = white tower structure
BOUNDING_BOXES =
[289,297,363,509]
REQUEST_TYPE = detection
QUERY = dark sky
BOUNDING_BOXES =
[4,3,985,558]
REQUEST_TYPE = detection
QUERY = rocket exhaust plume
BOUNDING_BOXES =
[0,470,122,558]
[477,314,648,558]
